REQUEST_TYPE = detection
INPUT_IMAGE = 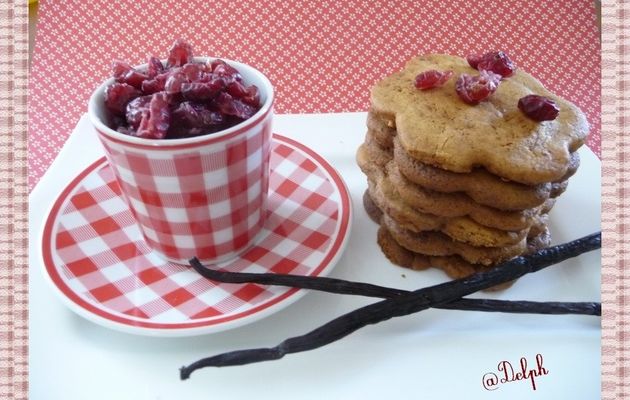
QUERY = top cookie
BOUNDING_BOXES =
[370,54,589,185]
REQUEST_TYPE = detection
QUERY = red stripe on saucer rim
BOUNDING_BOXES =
[40,134,352,337]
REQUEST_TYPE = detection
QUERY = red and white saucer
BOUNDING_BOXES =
[40,134,352,336]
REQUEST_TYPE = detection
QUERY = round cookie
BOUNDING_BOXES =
[376,225,432,272]
[363,188,558,231]
[376,226,550,291]
[365,191,550,291]
[363,189,384,224]
[360,133,557,231]
[393,136,579,211]
[370,54,589,185]
[527,228,552,254]
[361,132,393,170]
[381,213,533,266]
[527,213,549,238]
[387,160,548,231]
[366,111,396,150]
[550,180,569,198]
[365,172,530,248]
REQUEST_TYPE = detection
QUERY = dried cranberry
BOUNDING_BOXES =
[242,86,260,107]
[121,69,149,89]
[196,72,215,83]
[167,39,193,68]
[518,95,559,121]
[226,82,261,107]
[243,86,259,104]
[226,81,247,98]
[125,95,152,129]
[181,79,225,101]
[212,60,243,83]
[112,61,149,89]
[466,54,482,69]
[414,70,453,90]
[455,70,502,105]
[214,92,257,120]
[104,83,141,115]
[172,101,225,133]
[109,114,127,131]
[147,57,164,79]
[209,59,226,72]
[136,93,171,139]
[467,51,516,78]
[165,72,189,94]
[140,74,166,94]
[181,63,205,81]
[112,61,133,81]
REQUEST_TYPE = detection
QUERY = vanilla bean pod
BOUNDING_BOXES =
[435,299,600,315]
[189,257,407,298]
[180,232,600,379]
[190,258,600,315]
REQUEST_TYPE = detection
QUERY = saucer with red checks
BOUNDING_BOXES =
[40,134,352,336]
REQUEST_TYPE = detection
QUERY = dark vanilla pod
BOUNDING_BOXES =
[189,258,600,315]
[181,232,600,380]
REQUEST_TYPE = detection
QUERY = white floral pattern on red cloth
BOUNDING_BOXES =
[29,0,601,190]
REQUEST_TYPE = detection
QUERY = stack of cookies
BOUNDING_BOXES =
[357,54,588,288]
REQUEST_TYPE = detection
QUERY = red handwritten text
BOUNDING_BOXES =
[482,353,549,391]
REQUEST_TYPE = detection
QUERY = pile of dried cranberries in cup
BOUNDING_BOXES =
[103,39,262,139]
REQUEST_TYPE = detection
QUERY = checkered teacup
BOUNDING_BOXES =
[88,58,274,264]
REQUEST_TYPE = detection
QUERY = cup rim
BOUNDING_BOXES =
[88,56,274,148]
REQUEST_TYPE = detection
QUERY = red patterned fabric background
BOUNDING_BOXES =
[28,0,601,190]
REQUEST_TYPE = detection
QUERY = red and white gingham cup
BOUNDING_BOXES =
[88,58,274,264]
